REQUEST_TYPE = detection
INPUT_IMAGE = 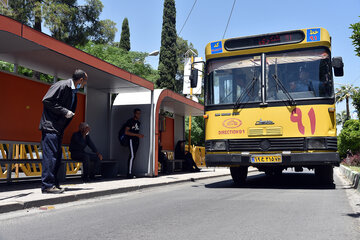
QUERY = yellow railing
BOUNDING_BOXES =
[0,142,82,179]
[186,145,206,167]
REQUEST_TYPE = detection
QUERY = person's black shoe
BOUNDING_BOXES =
[42,186,65,194]
[195,168,201,172]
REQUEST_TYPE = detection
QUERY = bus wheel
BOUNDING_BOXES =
[315,165,333,184]
[230,166,248,185]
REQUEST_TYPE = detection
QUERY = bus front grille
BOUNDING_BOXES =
[227,138,306,151]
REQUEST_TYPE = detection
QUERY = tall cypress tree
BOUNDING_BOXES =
[119,17,130,51]
[157,0,177,90]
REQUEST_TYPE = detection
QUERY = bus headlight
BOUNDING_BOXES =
[307,138,326,149]
[212,141,227,151]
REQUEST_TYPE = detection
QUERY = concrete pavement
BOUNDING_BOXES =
[0,168,238,214]
[0,169,359,240]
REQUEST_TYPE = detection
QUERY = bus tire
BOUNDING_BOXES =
[230,166,248,185]
[315,165,333,184]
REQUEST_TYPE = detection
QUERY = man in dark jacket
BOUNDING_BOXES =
[124,108,144,178]
[39,69,87,194]
[70,122,103,181]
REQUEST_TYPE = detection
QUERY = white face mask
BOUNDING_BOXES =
[86,131,89,136]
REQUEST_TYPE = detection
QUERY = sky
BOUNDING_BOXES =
[83,0,360,119]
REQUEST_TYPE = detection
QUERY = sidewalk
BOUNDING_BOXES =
[0,168,241,214]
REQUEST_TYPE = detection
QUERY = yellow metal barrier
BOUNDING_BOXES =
[0,144,10,179]
[63,146,81,175]
[185,145,206,167]
[0,142,81,179]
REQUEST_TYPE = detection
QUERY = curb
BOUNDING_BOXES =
[339,165,360,193]
[0,170,239,214]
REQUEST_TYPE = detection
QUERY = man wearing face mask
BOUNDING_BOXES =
[69,122,103,182]
[39,69,87,194]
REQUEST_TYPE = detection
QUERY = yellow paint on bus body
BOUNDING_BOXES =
[205,104,336,141]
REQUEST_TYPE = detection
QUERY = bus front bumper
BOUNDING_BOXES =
[205,152,340,167]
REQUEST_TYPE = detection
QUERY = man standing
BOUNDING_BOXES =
[39,69,87,194]
[124,108,144,178]
[69,122,103,181]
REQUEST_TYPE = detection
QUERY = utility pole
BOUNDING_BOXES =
[188,55,194,148]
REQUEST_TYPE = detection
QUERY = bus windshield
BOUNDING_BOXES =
[206,48,333,106]
[266,48,333,101]
[207,55,262,105]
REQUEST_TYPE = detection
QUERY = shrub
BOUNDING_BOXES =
[338,119,360,158]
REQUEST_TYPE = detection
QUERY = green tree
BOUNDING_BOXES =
[338,120,360,158]
[350,19,360,57]
[185,116,205,147]
[79,41,159,82]
[157,0,177,90]
[335,85,359,121]
[1,0,117,46]
[352,89,360,119]
[119,18,130,51]
[336,110,347,126]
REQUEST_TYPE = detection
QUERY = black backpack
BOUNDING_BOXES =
[118,123,129,146]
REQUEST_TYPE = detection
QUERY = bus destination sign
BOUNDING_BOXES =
[224,31,305,51]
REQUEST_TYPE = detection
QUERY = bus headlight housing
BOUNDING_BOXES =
[307,138,326,150]
[212,141,227,151]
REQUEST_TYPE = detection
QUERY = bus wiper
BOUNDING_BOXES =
[271,74,296,105]
[234,76,258,109]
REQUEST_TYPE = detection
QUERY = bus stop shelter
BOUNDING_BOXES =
[0,15,203,178]
[112,89,204,176]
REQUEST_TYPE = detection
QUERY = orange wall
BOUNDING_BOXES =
[0,71,85,144]
[160,117,174,151]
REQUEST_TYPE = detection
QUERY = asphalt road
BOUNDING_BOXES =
[0,170,359,240]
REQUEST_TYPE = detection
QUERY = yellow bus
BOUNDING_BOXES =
[197,28,344,184]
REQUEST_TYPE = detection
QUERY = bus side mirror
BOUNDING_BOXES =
[332,57,344,77]
[190,68,199,88]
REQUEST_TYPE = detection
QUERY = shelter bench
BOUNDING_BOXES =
[162,150,185,173]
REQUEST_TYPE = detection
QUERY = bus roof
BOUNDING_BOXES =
[205,28,331,60]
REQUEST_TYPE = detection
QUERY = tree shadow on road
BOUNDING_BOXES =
[205,172,336,190]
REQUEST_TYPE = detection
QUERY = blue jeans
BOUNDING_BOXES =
[41,132,63,190]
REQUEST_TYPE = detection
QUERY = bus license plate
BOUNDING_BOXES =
[251,155,282,163]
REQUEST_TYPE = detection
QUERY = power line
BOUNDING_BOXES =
[178,0,197,36]
[222,0,237,39]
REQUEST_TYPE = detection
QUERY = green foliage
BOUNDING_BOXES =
[119,18,131,51]
[338,120,360,158]
[0,61,13,72]
[336,110,347,126]
[157,0,178,91]
[185,116,205,147]
[336,85,359,120]
[175,37,198,93]
[350,19,360,57]
[79,41,159,82]
[1,0,117,46]
[0,61,54,83]
[352,90,360,119]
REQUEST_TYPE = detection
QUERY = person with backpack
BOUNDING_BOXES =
[119,108,144,178]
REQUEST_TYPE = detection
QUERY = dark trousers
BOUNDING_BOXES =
[41,132,63,190]
[184,152,199,171]
[71,151,100,179]
[128,139,139,175]
[158,151,168,173]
